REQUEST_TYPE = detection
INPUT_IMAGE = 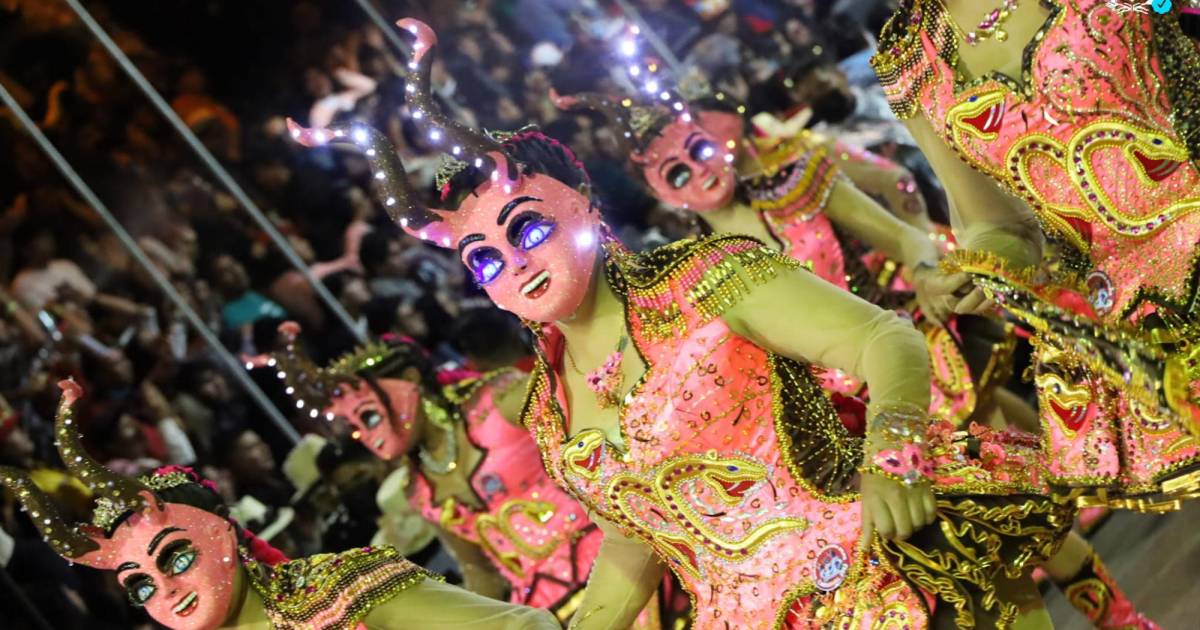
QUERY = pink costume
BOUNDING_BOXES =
[409,369,604,616]
[873,0,1200,505]
[551,91,1007,429]
[255,330,630,624]
[524,235,1071,629]
[0,382,447,630]
[284,17,1072,629]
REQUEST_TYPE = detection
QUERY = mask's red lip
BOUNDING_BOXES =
[521,270,551,300]
[173,591,199,617]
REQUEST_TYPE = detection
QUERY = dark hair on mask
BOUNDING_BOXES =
[105,479,227,536]
[440,130,591,211]
[355,337,460,432]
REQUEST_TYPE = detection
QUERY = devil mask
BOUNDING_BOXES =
[0,382,239,630]
[245,322,422,460]
[286,19,602,324]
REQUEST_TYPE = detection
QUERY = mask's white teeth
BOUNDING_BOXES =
[374,438,385,449]
[521,270,551,295]
[702,175,718,190]
[173,592,198,614]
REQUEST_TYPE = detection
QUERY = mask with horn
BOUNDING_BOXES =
[551,33,744,213]
[247,322,422,460]
[285,18,604,325]
[0,381,240,629]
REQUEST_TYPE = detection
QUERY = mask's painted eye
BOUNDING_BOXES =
[170,549,197,576]
[467,247,505,285]
[126,576,156,607]
[689,139,716,163]
[520,219,555,250]
[667,163,692,189]
[362,409,382,428]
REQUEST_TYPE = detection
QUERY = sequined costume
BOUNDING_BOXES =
[525,235,1073,629]
[409,369,604,620]
[744,131,1006,425]
[872,0,1200,505]
[873,0,1200,324]
[255,332,658,628]
[243,545,432,629]
[0,381,561,630]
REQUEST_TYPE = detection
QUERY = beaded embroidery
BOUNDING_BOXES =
[412,369,601,614]
[245,546,434,629]
[519,235,1073,629]
[874,0,1200,333]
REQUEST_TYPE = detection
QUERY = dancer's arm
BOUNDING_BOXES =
[436,529,510,600]
[823,178,957,322]
[494,375,531,428]
[903,115,1045,315]
[723,261,936,541]
[725,260,930,413]
[825,178,939,272]
[365,577,560,629]
[569,519,665,630]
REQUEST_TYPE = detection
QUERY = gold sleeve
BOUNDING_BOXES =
[903,115,1044,269]
[569,517,665,630]
[823,178,940,270]
[364,578,561,629]
[723,259,931,418]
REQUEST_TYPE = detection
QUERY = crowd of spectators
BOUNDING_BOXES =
[0,1,919,627]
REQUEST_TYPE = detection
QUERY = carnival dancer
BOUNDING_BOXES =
[249,323,661,628]
[287,18,1082,629]
[555,74,1158,627]
[0,381,559,630]
[551,82,1029,432]
[869,0,1200,508]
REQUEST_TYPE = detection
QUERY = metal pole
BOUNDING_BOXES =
[0,82,301,445]
[611,0,684,73]
[59,0,365,344]
[350,0,411,57]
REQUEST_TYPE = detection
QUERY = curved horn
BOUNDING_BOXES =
[54,380,149,511]
[396,18,500,159]
[0,466,100,559]
[244,320,341,420]
[286,118,453,245]
[549,88,641,157]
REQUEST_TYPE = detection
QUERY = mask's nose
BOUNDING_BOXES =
[511,251,529,273]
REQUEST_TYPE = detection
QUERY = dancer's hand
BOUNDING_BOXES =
[952,285,996,316]
[859,472,936,552]
[911,266,972,325]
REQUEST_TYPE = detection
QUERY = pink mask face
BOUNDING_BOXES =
[326,379,419,460]
[637,118,736,212]
[695,110,743,149]
[80,493,238,630]
[455,155,600,323]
